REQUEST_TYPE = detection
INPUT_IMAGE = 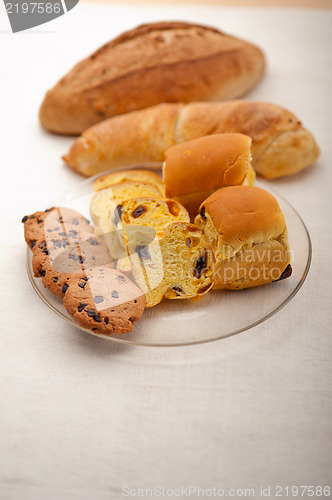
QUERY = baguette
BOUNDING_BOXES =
[39,21,265,135]
[63,101,320,179]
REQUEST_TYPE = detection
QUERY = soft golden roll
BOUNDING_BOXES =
[93,169,165,195]
[195,185,292,289]
[163,133,255,219]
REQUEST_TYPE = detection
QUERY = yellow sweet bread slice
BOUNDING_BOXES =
[126,222,214,307]
[114,197,190,272]
[93,169,165,195]
[90,181,164,259]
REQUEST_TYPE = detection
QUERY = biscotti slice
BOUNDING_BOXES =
[40,21,265,135]
[93,169,165,195]
[23,208,113,297]
[163,133,255,219]
[127,222,214,307]
[62,265,146,335]
[194,186,292,290]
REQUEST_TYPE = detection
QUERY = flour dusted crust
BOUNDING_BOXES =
[40,21,265,135]
[195,186,292,289]
[62,266,146,335]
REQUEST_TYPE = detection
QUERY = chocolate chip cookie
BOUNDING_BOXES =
[62,265,146,334]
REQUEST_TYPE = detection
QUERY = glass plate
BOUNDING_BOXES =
[26,165,311,347]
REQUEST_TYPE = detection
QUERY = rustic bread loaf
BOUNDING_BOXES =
[63,101,320,179]
[163,133,255,218]
[194,186,292,289]
[40,21,265,135]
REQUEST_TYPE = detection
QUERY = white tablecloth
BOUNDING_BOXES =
[0,3,331,499]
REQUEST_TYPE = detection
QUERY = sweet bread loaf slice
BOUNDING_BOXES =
[90,181,165,262]
[194,186,292,289]
[93,169,165,195]
[113,197,190,271]
[126,222,214,307]
[163,133,255,219]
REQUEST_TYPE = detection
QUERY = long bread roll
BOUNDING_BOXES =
[40,22,265,135]
[63,101,320,179]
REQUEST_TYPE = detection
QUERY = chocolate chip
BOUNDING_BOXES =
[94,314,101,323]
[62,283,69,294]
[53,240,63,249]
[21,215,28,223]
[172,286,183,294]
[112,291,119,298]
[194,252,208,279]
[186,238,191,248]
[42,249,49,255]
[78,302,87,312]
[78,282,86,288]
[37,220,43,224]
[104,317,109,325]
[113,204,123,225]
[82,277,89,281]
[31,240,36,249]
[118,275,126,282]
[68,230,78,238]
[200,207,207,221]
[87,310,96,317]
[134,300,137,303]
[136,245,150,260]
[45,209,51,213]
[53,277,58,283]
[198,284,211,294]
[132,205,146,218]
[89,239,100,246]
[72,219,79,225]
[84,218,90,225]
[41,270,46,277]
[275,264,292,282]
[94,296,104,304]
[39,241,47,249]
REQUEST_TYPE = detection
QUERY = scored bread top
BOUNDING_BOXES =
[40,21,265,134]
[197,186,287,249]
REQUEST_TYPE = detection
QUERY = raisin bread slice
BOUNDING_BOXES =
[126,222,214,307]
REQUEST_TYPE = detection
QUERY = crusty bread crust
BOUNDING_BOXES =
[40,21,265,135]
[63,101,320,179]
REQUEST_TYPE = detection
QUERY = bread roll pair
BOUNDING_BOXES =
[40,21,265,135]
[63,101,320,179]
